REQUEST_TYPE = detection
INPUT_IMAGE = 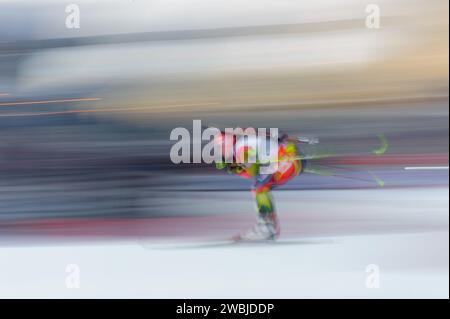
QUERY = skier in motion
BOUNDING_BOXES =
[214,131,318,241]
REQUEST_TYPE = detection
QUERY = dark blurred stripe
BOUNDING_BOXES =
[0,18,395,54]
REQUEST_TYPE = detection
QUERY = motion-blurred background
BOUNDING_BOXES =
[0,0,448,298]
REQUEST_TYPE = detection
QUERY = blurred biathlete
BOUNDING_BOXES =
[214,131,318,241]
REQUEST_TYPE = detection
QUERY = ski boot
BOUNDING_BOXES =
[235,213,280,242]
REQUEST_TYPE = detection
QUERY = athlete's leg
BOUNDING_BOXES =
[237,174,279,241]
[252,176,280,237]
[238,156,302,240]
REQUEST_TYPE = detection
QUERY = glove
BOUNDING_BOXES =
[215,162,227,170]
[227,163,244,174]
